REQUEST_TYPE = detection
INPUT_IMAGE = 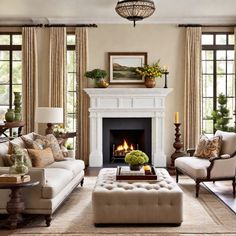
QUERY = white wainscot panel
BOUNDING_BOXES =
[133,98,155,108]
[98,98,118,108]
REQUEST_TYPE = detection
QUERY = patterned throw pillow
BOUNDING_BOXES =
[21,136,46,150]
[7,143,32,167]
[194,135,222,159]
[28,147,54,168]
[34,134,65,161]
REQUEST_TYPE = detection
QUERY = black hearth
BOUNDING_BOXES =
[103,118,151,165]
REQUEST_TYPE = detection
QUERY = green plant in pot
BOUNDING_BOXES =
[136,61,164,88]
[125,150,149,170]
[84,69,109,88]
[66,143,75,159]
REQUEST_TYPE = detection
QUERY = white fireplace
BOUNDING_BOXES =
[84,88,173,167]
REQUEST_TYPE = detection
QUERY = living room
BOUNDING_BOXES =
[0,0,235,235]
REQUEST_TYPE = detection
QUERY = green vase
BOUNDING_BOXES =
[13,92,22,121]
[5,109,15,122]
[9,154,28,176]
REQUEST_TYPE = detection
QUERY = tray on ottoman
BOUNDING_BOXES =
[116,166,157,181]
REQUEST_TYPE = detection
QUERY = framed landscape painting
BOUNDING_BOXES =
[109,52,147,84]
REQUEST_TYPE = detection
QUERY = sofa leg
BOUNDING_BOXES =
[45,214,52,227]
[195,181,200,198]
[176,168,179,183]
[81,178,84,187]
[233,178,235,197]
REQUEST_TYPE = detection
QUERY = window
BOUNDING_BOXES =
[201,33,235,135]
[66,34,76,145]
[0,33,22,122]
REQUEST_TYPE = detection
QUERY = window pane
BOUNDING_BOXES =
[228,35,234,45]
[227,75,235,97]
[202,61,213,74]
[216,50,226,60]
[202,34,213,45]
[0,85,9,105]
[202,98,213,119]
[217,75,226,95]
[13,51,21,61]
[0,61,10,84]
[67,35,76,45]
[202,119,214,134]
[67,92,75,113]
[67,51,75,72]
[217,61,226,74]
[227,50,234,60]
[216,34,227,45]
[67,73,76,91]
[0,35,10,45]
[227,61,234,74]
[0,51,9,60]
[12,61,22,84]
[12,35,22,45]
[67,115,75,132]
[202,75,213,97]
[12,85,22,94]
[0,106,8,121]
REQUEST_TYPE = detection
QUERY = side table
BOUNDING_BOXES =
[0,181,39,229]
[0,121,25,138]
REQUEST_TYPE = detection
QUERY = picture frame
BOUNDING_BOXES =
[108,52,147,84]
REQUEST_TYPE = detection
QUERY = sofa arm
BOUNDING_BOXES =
[208,156,236,179]
[0,167,46,187]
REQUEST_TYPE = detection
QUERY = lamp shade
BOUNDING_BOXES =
[35,107,63,124]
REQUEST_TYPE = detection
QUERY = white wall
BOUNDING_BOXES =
[87,24,185,164]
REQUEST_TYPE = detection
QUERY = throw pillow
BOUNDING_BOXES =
[34,134,65,161]
[28,147,54,168]
[194,135,222,159]
[21,136,45,150]
[7,143,32,167]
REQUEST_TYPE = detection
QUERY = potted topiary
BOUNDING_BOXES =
[84,69,109,88]
[124,150,149,170]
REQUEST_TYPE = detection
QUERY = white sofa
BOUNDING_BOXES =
[175,130,236,197]
[0,133,85,226]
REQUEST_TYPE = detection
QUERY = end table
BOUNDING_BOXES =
[0,180,39,229]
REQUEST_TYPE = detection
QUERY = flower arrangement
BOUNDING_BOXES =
[125,150,149,166]
[136,61,163,78]
[53,124,67,138]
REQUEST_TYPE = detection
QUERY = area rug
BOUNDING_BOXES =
[1,176,236,236]
[204,181,236,214]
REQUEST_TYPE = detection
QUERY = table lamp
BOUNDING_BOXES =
[35,107,63,135]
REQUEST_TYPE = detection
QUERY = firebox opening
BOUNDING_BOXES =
[110,129,144,163]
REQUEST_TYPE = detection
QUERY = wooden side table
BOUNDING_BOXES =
[0,181,39,229]
[0,121,25,138]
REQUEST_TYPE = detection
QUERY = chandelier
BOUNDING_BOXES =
[115,0,156,27]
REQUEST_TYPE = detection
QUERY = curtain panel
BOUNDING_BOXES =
[75,28,89,164]
[22,27,38,133]
[49,27,66,113]
[184,27,202,149]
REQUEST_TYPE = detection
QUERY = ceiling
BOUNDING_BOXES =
[1,0,236,25]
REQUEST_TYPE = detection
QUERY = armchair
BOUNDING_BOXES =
[175,131,236,198]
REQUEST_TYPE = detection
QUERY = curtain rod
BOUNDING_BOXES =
[178,24,236,28]
[0,24,98,28]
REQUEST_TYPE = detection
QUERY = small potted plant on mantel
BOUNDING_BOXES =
[136,61,164,88]
[84,69,109,88]
[124,150,149,170]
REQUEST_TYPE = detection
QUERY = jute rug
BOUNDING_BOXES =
[1,176,236,236]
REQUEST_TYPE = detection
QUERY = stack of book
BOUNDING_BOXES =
[120,166,145,176]
[0,174,30,184]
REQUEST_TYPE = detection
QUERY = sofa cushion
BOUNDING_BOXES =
[48,160,85,177]
[194,135,222,159]
[215,130,236,156]
[42,168,73,199]
[28,148,54,168]
[175,156,211,179]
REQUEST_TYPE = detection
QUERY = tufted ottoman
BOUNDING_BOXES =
[92,168,183,225]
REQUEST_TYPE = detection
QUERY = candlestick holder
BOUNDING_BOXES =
[170,123,186,169]
[163,71,169,88]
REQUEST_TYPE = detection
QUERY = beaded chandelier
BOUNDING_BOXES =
[115,0,156,27]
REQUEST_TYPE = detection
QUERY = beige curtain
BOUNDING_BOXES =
[184,27,202,149]
[49,27,66,110]
[22,27,38,133]
[75,28,89,164]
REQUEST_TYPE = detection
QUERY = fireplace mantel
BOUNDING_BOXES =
[84,88,173,167]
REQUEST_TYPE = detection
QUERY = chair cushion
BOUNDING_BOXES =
[175,156,211,179]
[194,135,222,159]
[47,160,85,177]
[215,130,236,156]
[42,168,73,199]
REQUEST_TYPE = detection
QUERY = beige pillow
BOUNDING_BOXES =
[34,134,65,161]
[194,135,222,159]
[21,136,45,150]
[28,148,54,168]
